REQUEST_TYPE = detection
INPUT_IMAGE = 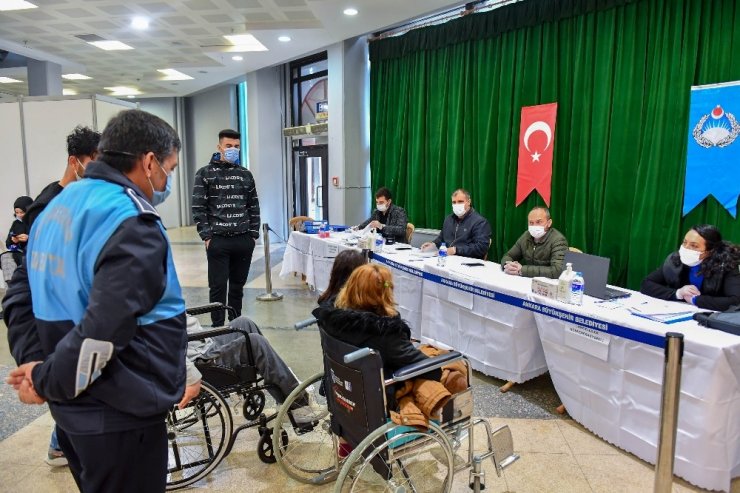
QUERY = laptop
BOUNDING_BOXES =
[562,251,631,300]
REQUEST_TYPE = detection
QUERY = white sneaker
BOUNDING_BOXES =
[290,406,329,425]
[46,448,68,467]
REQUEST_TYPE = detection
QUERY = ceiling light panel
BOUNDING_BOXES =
[131,17,150,29]
[157,68,193,80]
[0,77,22,83]
[223,33,267,52]
[62,73,92,80]
[89,40,134,51]
[0,0,37,11]
[104,86,141,96]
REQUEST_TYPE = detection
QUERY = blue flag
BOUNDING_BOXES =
[683,81,740,217]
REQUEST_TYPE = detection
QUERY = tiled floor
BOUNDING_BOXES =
[0,226,737,492]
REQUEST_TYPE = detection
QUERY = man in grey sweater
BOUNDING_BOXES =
[501,206,568,278]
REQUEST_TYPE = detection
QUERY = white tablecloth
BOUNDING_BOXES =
[420,256,547,383]
[528,293,740,492]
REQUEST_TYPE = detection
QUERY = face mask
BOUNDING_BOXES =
[75,158,86,181]
[452,203,466,217]
[223,147,240,163]
[376,203,387,213]
[15,214,22,221]
[148,159,172,206]
[678,245,703,267]
[529,225,546,239]
[151,173,172,206]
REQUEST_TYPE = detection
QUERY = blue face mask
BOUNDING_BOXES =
[223,147,240,163]
[152,173,172,207]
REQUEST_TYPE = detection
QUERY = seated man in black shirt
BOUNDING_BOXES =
[356,187,409,243]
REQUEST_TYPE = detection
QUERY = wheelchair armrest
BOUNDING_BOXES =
[186,303,237,319]
[187,326,250,342]
[389,351,463,383]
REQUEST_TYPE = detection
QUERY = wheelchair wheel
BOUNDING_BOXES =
[335,421,454,493]
[257,428,288,464]
[165,381,233,490]
[273,371,338,484]
[243,390,266,421]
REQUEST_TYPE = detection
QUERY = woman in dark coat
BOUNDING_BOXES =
[641,224,740,311]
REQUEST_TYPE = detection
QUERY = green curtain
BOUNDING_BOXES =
[369,0,740,289]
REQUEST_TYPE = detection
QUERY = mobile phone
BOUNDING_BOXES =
[462,262,484,267]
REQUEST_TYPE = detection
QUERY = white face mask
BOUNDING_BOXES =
[452,203,466,217]
[678,245,703,267]
[376,203,387,213]
[75,158,87,181]
[528,225,546,239]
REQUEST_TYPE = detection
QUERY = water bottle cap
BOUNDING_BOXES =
[440,242,446,247]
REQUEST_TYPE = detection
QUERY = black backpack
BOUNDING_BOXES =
[693,305,740,336]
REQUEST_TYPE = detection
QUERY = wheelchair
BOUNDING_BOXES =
[272,328,520,492]
[165,303,313,490]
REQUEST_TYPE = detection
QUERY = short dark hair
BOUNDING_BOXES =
[98,109,181,172]
[219,129,240,140]
[451,188,471,201]
[67,126,100,158]
[530,206,551,220]
[375,187,393,201]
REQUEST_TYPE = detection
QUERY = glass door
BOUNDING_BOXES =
[293,145,328,221]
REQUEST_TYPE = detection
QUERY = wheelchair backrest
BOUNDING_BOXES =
[319,329,387,449]
[1,251,19,282]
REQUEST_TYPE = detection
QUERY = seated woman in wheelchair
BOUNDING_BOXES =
[185,315,313,421]
[313,264,467,431]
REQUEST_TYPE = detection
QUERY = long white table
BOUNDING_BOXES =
[279,231,740,491]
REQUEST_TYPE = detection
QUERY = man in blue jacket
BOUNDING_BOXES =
[4,109,194,492]
[421,188,492,259]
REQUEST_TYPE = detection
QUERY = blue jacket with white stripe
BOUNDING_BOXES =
[6,161,187,434]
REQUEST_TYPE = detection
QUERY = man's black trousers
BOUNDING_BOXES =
[57,421,167,492]
[206,233,256,326]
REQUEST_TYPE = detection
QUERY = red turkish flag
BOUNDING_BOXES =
[516,102,557,206]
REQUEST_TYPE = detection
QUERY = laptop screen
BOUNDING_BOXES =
[561,251,610,299]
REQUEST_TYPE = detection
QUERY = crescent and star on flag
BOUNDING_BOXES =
[523,121,553,163]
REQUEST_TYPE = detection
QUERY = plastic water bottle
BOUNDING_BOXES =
[374,232,384,253]
[571,271,585,305]
[437,242,448,267]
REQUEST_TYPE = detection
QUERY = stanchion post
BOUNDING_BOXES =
[653,332,684,493]
[256,223,283,301]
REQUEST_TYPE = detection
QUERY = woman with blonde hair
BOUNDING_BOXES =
[313,263,440,388]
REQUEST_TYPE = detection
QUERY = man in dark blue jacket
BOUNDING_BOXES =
[4,109,194,492]
[421,188,492,259]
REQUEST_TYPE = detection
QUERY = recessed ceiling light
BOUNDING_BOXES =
[343,7,358,16]
[0,77,22,83]
[131,16,149,30]
[278,35,291,42]
[105,86,141,96]
[127,95,135,99]
[89,40,134,51]
[223,33,267,52]
[232,55,243,61]
[157,68,193,80]
[62,88,78,96]
[62,73,92,80]
[0,0,37,11]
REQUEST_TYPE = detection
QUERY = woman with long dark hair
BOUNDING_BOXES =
[641,224,740,311]
[316,250,366,307]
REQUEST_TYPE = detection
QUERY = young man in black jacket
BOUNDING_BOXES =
[356,187,409,244]
[192,129,260,326]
